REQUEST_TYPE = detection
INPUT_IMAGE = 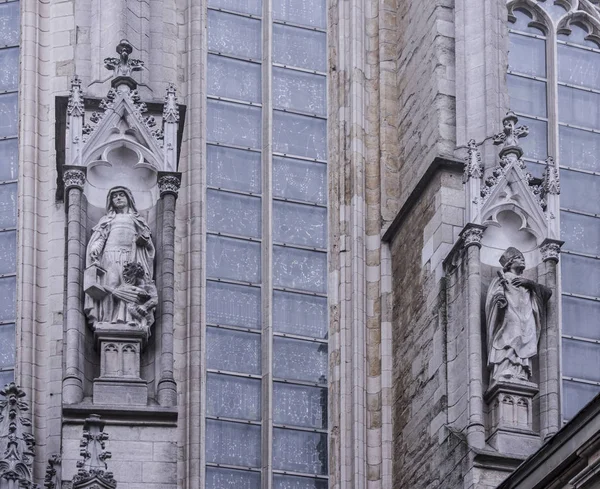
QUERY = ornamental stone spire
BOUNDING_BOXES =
[72,415,116,489]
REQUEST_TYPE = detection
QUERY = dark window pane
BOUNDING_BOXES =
[558,44,600,90]
[207,145,261,194]
[207,235,261,283]
[206,420,261,467]
[207,373,261,420]
[273,111,327,160]
[273,337,327,384]
[561,170,600,215]
[561,254,600,297]
[0,370,13,388]
[207,190,261,238]
[206,467,260,489]
[207,100,261,149]
[207,281,260,329]
[0,183,17,228]
[563,338,600,383]
[0,2,19,46]
[0,324,14,368]
[273,246,326,293]
[0,139,18,181]
[561,212,600,256]
[273,290,327,339]
[518,116,547,160]
[559,125,600,172]
[507,74,546,117]
[0,93,18,138]
[273,24,326,72]
[208,10,261,59]
[559,85,600,128]
[0,276,16,322]
[273,428,327,475]
[563,380,600,420]
[208,0,261,16]
[273,157,326,205]
[207,327,261,375]
[273,67,326,116]
[0,230,16,275]
[563,295,600,340]
[273,475,327,489]
[273,201,326,248]
[508,34,546,77]
[273,0,326,28]
[208,55,261,103]
[0,48,19,92]
[274,382,327,429]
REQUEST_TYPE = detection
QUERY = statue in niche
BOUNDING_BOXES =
[84,186,157,333]
[485,247,551,383]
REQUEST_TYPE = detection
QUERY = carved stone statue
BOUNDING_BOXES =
[84,186,157,333]
[485,247,551,383]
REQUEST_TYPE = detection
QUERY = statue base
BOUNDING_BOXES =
[485,379,541,457]
[92,323,149,406]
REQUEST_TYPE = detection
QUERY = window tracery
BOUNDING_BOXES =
[507,0,600,420]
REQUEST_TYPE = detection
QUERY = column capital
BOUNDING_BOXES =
[157,171,182,198]
[460,223,486,249]
[540,238,564,263]
[62,165,86,191]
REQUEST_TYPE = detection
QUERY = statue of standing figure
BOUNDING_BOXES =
[84,187,157,333]
[485,247,551,383]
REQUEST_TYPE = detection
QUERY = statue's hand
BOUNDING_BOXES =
[136,234,150,247]
[494,294,507,308]
[511,277,533,289]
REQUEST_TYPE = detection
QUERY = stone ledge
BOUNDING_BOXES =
[62,401,178,426]
[472,447,526,472]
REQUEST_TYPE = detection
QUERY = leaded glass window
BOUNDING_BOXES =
[204,0,328,487]
[0,0,19,386]
[507,3,600,420]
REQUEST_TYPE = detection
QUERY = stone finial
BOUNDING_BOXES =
[463,139,483,182]
[44,455,61,489]
[493,111,529,159]
[158,173,181,198]
[104,40,144,78]
[0,383,36,489]
[163,84,179,124]
[68,76,85,117]
[542,156,560,195]
[72,415,116,489]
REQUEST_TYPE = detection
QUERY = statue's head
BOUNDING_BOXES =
[106,186,137,213]
[499,247,525,273]
[123,262,145,284]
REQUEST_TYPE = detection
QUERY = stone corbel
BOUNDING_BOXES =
[155,172,181,406]
[62,166,87,404]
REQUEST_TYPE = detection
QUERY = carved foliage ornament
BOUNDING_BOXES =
[63,169,86,191]
[0,383,36,489]
[463,139,484,182]
[157,174,181,197]
[461,225,485,248]
[540,240,562,262]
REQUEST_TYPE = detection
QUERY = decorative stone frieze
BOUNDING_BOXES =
[0,384,36,489]
[72,415,116,489]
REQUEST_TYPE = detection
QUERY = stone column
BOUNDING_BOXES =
[539,238,563,439]
[460,223,487,449]
[156,172,181,406]
[62,166,87,404]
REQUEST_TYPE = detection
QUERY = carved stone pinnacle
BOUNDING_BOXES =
[463,139,483,182]
[542,156,560,195]
[63,168,86,190]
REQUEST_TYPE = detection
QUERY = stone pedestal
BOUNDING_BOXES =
[93,324,149,406]
[485,380,542,457]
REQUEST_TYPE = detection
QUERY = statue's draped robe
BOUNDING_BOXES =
[84,210,155,325]
[486,272,551,381]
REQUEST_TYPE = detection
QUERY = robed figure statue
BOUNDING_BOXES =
[485,247,551,383]
[84,186,157,332]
